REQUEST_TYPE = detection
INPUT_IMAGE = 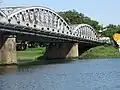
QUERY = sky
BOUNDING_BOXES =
[1,0,120,26]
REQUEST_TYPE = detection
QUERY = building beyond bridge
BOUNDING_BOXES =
[0,6,105,65]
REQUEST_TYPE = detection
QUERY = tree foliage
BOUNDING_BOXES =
[102,24,120,38]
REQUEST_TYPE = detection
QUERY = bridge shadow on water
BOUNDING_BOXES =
[18,57,75,67]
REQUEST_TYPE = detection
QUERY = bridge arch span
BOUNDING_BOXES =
[2,6,71,35]
[73,24,97,40]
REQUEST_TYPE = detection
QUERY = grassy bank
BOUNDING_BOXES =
[79,45,120,59]
[17,47,45,61]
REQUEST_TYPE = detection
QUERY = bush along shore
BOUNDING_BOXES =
[79,45,120,59]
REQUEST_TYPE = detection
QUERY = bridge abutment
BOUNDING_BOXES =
[44,43,79,59]
[0,34,17,65]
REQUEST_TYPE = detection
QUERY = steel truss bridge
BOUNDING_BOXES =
[0,6,103,43]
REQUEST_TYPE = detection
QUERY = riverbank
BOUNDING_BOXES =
[17,45,120,65]
[79,45,120,59]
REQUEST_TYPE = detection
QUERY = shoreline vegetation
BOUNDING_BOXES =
[79,45,120,59]
[17,45,120,66]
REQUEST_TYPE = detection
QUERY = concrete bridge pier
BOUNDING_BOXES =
[44,43,79,59]
[0,34,17,65]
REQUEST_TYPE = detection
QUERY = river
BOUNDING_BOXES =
[0,58,120,90]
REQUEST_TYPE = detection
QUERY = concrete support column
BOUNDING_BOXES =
[0,35,17,65]
[44,43,79,59]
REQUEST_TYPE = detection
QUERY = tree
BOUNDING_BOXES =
[59,10,84,24]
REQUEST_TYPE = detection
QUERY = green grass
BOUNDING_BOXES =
[17,47,45,61]
[79,45,120,59]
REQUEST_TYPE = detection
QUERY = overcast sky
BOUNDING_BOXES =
[1,0,120,26]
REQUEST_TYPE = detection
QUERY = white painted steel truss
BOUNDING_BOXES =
[0,6,100,42]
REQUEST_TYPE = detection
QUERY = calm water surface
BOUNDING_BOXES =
[0,58,120,90]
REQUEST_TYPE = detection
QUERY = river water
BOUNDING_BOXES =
[0,58,120,90]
